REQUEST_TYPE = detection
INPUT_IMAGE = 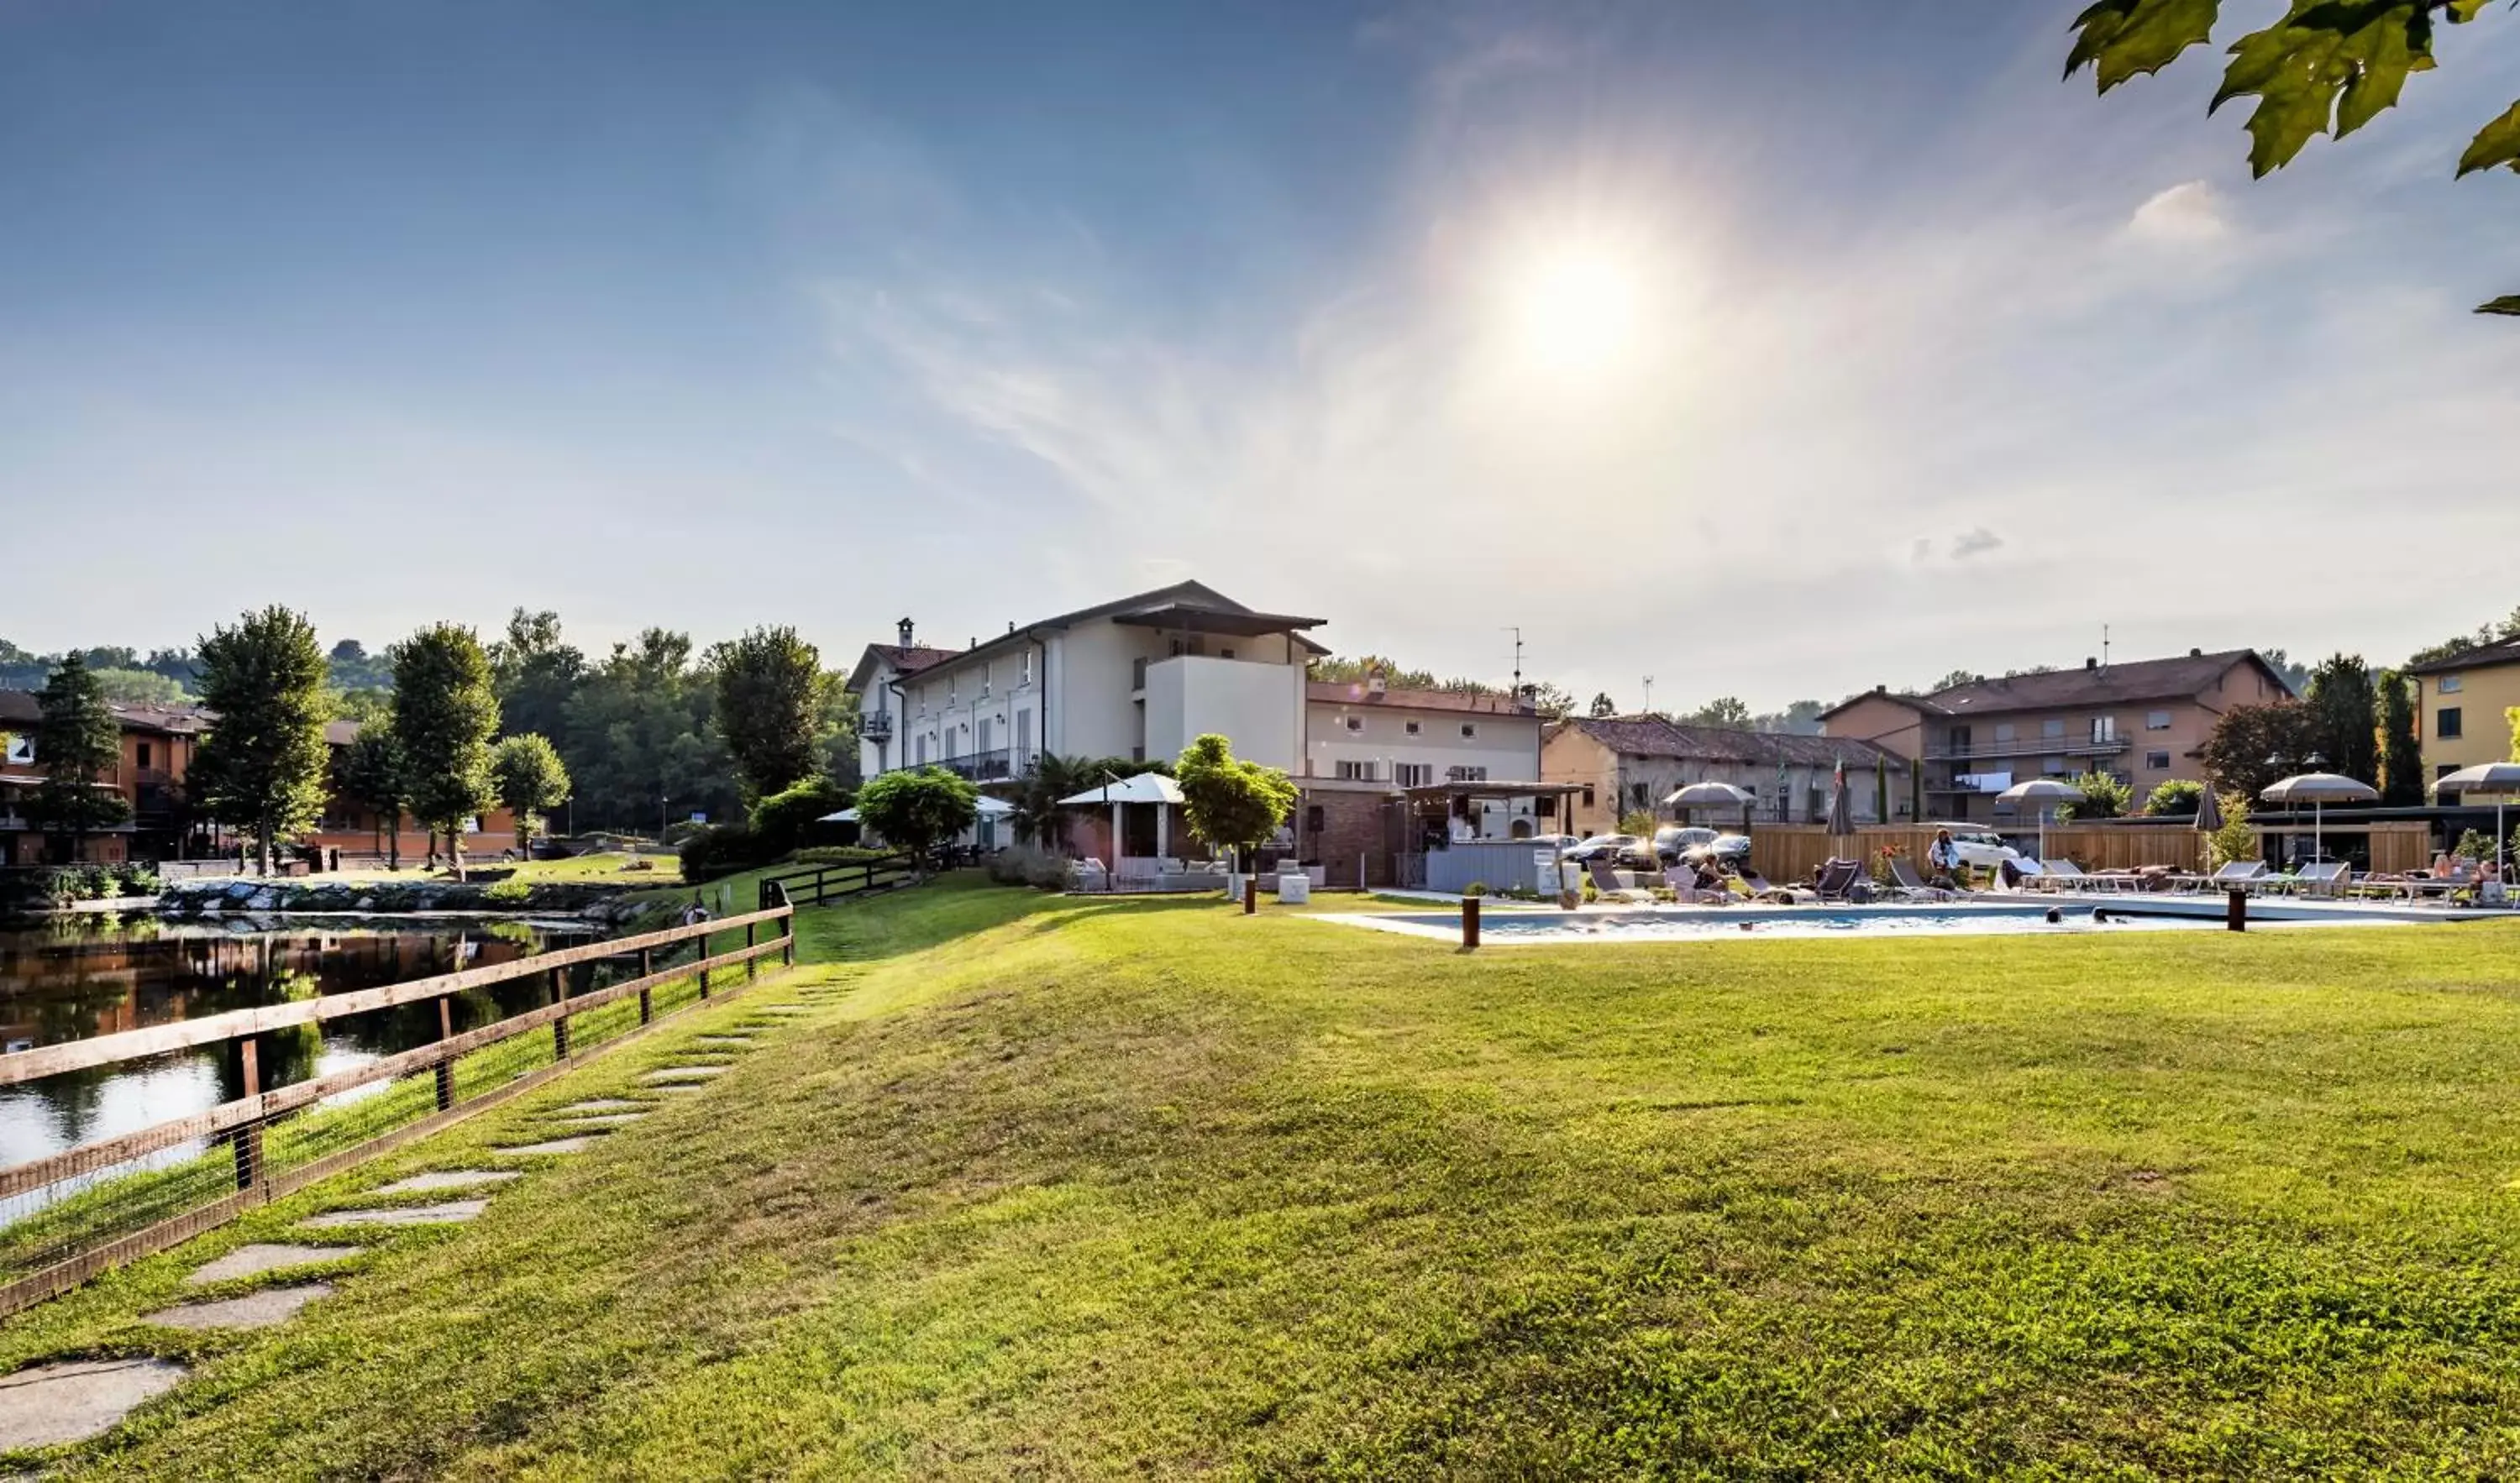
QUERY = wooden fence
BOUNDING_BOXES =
[757,853,916,908]
[1746,819,2434,883]
[0,890,796,1318]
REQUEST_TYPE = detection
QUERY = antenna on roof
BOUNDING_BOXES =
[1502,626,1523,696]
[2103,623,2111,673]
[1641,675,1655,715]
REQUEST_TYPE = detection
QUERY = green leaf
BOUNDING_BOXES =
[2066,0,2222,91]
[2457,98,2520,176]
[2211,3,2444,174]
[2480,295,2520,317]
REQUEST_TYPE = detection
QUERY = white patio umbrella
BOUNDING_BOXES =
[820,796,1010,826]
[1665,780,1755,832]
[1998,778,2085,863]
[2258,773,2379,867]
[2429,762,2520,874]
[1057,773,1188,873]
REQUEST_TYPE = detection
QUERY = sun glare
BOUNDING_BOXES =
[1502,238,1650,380]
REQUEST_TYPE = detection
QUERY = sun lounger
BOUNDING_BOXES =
[2032,859,2090,893]
[1887,857,1953,901]
[1811,858,1863,903]
[2290,861,2351,899]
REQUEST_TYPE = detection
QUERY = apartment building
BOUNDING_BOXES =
[1542,715,1911,837]
[2407,634,2520,787]
[848,582,1326,783]
[1821,647,2293,825]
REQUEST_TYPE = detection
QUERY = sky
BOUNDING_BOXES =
[3,0,2516,712]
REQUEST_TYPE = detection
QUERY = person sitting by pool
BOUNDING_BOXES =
[1925,829,1963,889]
[2481,859,2508,906]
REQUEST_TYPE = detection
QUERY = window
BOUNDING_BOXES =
[2439,707,2465,739]
[136,742,152,769]
[4,735,31,764]
[2043,756,2067,775]
[1336,760,1375,781]
[2090,716,2117,744]
[2040,718,2065,739]
[1460,723,1478,739]
[1992,723,2016,744]
[2440,674,2464,694]
[2145,750,2171,771]
[1395,762,1432,787]
[2146,710,2172,731]
[1581,785,1595,808]
[1304,805,1324,834]
[979,663,990,700]
[1220,647,1235,660]
[1452,766,1490,783]
[1404,721,1421,736]
[1342,715,1364,733]
[2439,763,2460,780]
[948,677,956,705]
[1948,726,1972,753]
[1021,650,1032,685]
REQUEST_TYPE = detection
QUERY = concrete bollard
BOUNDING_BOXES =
[1462,895,1481,949]
[2226,887,2247,932]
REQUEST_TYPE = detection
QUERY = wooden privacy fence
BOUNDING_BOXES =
[0,889,795,1318]
[759,852,914,908]
[1746,819,2435,883]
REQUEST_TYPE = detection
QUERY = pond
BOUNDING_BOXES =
[0,914,605,1171]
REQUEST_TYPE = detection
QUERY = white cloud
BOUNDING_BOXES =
[1949,527,2005,561]
[2126,180,2230,245]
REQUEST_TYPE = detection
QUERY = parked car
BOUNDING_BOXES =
[1653,825,1719,864]
[1925,824,2020,869]
[1562,834,1639,864]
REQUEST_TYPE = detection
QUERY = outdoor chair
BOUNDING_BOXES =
[2291,861,2352,899]
[1887,857,1953,901]
[1811,858,1864,903]
[2034,860,2092,893]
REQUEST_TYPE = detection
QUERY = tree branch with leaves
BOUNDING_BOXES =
[2068,0,2517,315]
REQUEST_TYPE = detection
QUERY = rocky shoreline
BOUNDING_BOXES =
[157,878,659,929]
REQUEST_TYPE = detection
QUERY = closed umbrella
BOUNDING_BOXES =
[1998,778,2085,864]
[2191,784,2224,873]
[2259,773,2378,867]
[1824,764,1854,854]
[2428,762,2520,875]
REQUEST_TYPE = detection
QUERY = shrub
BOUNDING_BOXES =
[115,863,161,897]
[1462,881,1487,898]
[662,819,711,846]
[680,824,773,883]
[482,878,533,904]
[2453,829,2498,862]
[748,778,852,857]
[1616,810,1656,837]
[2055,771,2132,821]
[2145,779,2204,817]
[2205,794,2257,869]
[793,845,896,865]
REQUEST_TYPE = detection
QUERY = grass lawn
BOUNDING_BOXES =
[11,883,2520,1477]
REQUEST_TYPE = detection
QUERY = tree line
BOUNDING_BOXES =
[12,608,858,876]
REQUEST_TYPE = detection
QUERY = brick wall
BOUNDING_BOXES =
[1299,787,1400,888]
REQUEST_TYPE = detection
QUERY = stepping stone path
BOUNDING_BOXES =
[141,1282,333,1332]
[302,1199,487,1229]
[643,1066,726,1083]
[495,1135,599,1155]
[0,1358,189,1450]
[694,1035,754,1046]
[549,1099,647,1116]
[187,1243,360,1286]
[556,1112,646,1127]
[377,1170,521,1195]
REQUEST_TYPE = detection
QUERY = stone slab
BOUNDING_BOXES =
[376,1170,522,1195]
[0,1358,189,1449]
[556,1112,647,1126]
[302,1200,487,1229]
[549,1099,647,1115]
[643,1066,727,1082]
[692,1036,754,1045]
[186,1243,360,1286]
[651,1082,703,1094]
[141,1282,334,1332]
[494,1136,598,1155]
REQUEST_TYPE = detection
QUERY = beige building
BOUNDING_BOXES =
[2407,635,2520,786]
[1541,715,1910,837]
[1821,647,2293,826]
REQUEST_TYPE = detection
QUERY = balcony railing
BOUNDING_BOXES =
[937,749,1013,782]
[861,712,894,741]
[1923,737,2129,763]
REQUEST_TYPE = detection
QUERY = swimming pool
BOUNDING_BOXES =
[1320,900,2417,944]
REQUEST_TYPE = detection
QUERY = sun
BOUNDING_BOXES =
[1505,240,1647,379]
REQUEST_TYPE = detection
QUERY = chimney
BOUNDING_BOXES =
[2190,647,2202,658]
[896,617,915,647]
[2084,656,2098,670]
[1366,668,1388,699]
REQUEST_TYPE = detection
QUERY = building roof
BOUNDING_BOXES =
[2407,633,2520,677]
[1552,715,1908,770]
[0,691,218,736]
[1821,647,2288,722]
[1305,680,1535,716]
[852,579,1331,694]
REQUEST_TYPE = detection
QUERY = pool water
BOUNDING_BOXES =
[1337,904,2265,943]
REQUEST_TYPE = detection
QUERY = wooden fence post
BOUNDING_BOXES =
[1461,896,1481,949]
[698,930,711,999]
[550,966,570,1058]
[745,921,758,981]
[637,947,654,1024]
[434,998,456,1111]
[233,1038,263,1193]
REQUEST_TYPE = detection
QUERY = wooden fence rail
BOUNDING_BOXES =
[0,888,796,1317]
[758,853,915,909]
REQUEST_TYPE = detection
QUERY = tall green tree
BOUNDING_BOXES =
[334,725,408,870]
[855,767,978,874]
[710,626,823,801]
[29,654,133,862]
[562,629,738,832]
[2201,701,2322,800]
[391,625,500,880]
[487,609,586,745]
[2304,654,2380,786]
[1174,732,1299,876]
[490,733,573,861]
[2067,1,2519,316]
[1588,692,1618,717]
[2376,668,2426,806]
[191,607,332,875]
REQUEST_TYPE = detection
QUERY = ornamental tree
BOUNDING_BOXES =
[854,766,978,873]
[2378,669,2426,806]
[191,607,331,875]
[2304,653,2380,787]
[29,653,133,861]
[334,724,408,869]
[491,732,573,862]
[1174,732,1298,875]
[709,626,822,802]
[392,625,500,880]
[2202,701,2321,800]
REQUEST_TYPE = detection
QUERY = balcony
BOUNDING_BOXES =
[862,712,895,742]
[937,749,1013,782]
[1923,737,2129,763]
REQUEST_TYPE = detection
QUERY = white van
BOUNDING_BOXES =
[1925,824,2020,869]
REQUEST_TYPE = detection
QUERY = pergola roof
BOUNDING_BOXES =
[1111,604,1326,639]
